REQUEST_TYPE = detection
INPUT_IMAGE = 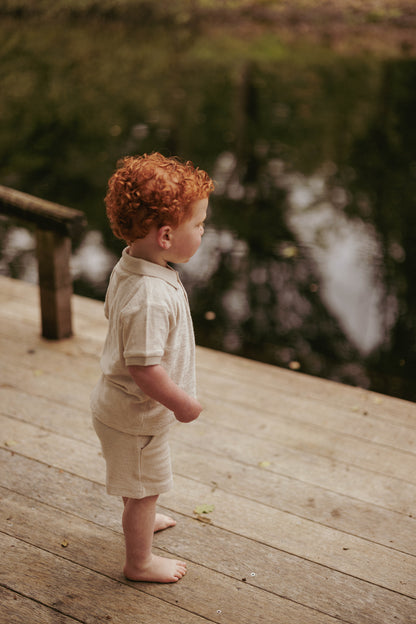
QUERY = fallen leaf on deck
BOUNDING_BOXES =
[194,503,214,515]
[4,440,17,447]
[61,539,69,548]
[258,460,271,468]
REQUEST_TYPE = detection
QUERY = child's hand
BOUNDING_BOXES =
[174,397,203,423]
[128,364,203,423]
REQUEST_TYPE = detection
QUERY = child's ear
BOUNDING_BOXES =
[157,225,172,249]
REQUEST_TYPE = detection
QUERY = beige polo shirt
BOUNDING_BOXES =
[91,248,196,435]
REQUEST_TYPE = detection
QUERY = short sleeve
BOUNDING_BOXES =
[121,302,171,367]
[104,293,109,320]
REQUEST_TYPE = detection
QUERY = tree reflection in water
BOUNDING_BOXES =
[0,20,415,400]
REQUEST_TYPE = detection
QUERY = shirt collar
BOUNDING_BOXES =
[120,247,180,289]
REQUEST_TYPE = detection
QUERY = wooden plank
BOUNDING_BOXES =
[197,365,416,438]
[1,362,416,523]
[2,274,416,623]
[1,289,415,455]
[194,395,416,481]
[175,414,416,502]
[1,489,350,624]
[165,478,416,599]
[2,357,416,517]
[0,587,80,624]
[0,296,105,356]
[198,388,416,454]
[0,534,211,624]
[0,273,106,333]
[0,275,106,331]
[169,437,416,555]
[0,385,95,444]
[1,273,416,429]
[0,288,41,328]
[1,330,416,486]
[0,360,92,412]
[196,348,416,429]
[2,385,416,557]
[0,274,52,300]
[2,274,415,430]
[2,457,415,624]
[0,315,103,369]
[1,418,415,598]
[1,318,415,457]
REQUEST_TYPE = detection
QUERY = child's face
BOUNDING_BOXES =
[167,197,208,264]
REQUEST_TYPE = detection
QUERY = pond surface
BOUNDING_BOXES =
[1,19,415,401]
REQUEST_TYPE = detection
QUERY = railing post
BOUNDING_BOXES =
[0,185,87,340]
[36,229,73,339]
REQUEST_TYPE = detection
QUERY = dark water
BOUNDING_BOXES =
[1,19,415,401]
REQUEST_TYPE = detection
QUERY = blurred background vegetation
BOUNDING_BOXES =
[1,0,416,400]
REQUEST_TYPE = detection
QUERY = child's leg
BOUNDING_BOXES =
[122,497,177,533]
[122,495,187,583]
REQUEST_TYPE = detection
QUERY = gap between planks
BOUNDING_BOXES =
[1,459,416,624]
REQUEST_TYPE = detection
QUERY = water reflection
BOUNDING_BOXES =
[285,169,398,356]
[0,19,415,400]
[180,140,414,399]
[0,225,37,284]
[71,231,117,293]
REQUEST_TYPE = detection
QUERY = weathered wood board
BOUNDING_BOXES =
[1,276,416,624]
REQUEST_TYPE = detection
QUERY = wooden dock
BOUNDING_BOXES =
[1,274,416,624]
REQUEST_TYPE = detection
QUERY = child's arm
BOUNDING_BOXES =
[128,364,202,423]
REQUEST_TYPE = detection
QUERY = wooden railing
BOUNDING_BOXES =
[0,185,87,339]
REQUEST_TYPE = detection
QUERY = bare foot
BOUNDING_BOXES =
[154,512,176,532]
[124,554,187,583]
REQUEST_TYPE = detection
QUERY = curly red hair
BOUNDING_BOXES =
[105,152,214,243]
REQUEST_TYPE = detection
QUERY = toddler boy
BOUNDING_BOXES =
[91,152,214,583]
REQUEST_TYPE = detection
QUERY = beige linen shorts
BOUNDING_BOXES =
[92,416,173,499]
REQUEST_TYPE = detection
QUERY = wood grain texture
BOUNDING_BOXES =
[1,275,416,624]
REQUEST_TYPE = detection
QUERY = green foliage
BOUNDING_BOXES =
[194,504,214,514]
[0,14,415,399]
[0,18,380,206]
[366,8,402,23]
